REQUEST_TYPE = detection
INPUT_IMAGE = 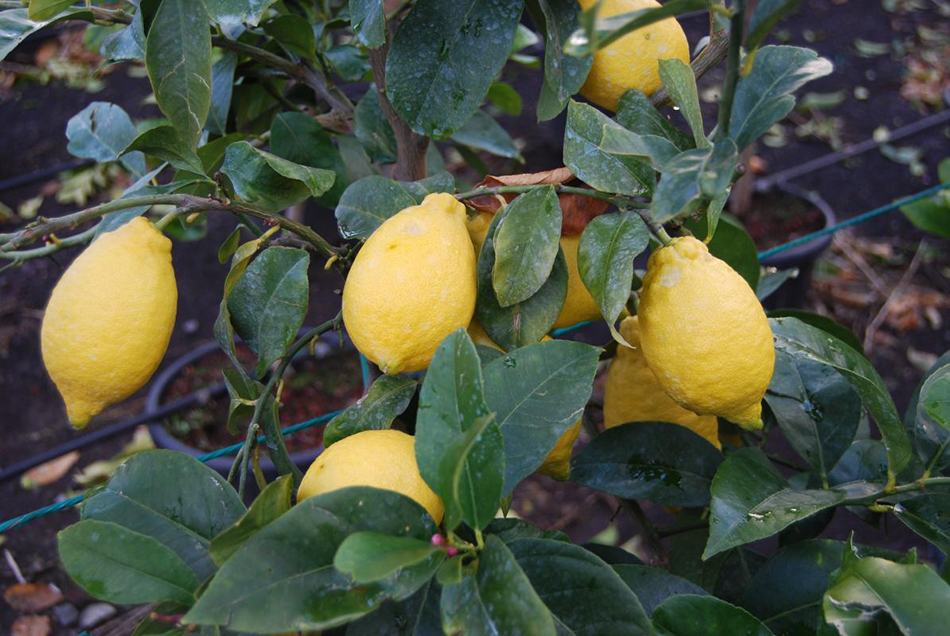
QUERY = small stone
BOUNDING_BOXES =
[78,602,117,629]
[52,602,79,626]
[182,319,200,334]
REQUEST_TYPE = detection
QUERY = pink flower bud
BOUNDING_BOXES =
[446,547,458,557]
[430,534,445,546]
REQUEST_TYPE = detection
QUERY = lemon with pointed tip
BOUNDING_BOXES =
[604,316,720,448]
[298,429,444,524]
[343,193,476,374]
[578,0,690,111]
[41,217,177,428]
[638,236,774,430]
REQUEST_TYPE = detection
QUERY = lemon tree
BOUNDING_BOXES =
[2,0,950,634]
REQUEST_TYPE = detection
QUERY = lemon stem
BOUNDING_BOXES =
[654,225,674,246]
[153,209,181,231]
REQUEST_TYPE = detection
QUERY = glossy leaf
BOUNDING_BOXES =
[270,112,348,205]
[145,0,212,147]
[596,118,681,170]
[345,580,443,636]
[704,448,845,559]
[919,364,950,432]
[334,173,455,240]
[487,81,523,115]
[59,520,200,606]
[613,565,708,617]
[450,110,523,161]
[350,0,386,48]
[203,0,278,39]
[746,0,801,52]
[123,124,204,174]
[509,539,652,635]
[650,149,707,223]
[386,0,524,137]
[615,89,695,152]
[0,8,91,62]
[441,536,555,636]
[335,532,442,584]
[653,595,775,636]
[768,309,863,354]
[209,475,293,566]
[697,138,737,199]
[183,487,441,633]
[905,353,950,475]
[100,9,146,62]
[571,422,724,507]
[415,330,504,531]
[893,494,950,555]
[484,518,570,544]
[354,85,398,163]
[492,186,562,306]
[81,450,245,582]
[827,439,889,487]
[206,53,237,136]
[324,375,417,447]
[658,59,707,148]
[221,141,336,211]
[66,101,144,176]
[577,210,649,344]
[263,14,315,59]
[227,246,309,376]
[530,0,592,121]
[326,44,370,81]
[483,339,600,494]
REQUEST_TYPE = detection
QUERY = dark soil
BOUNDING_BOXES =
[741,191,827,249]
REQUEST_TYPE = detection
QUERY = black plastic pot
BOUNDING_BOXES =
[755,183,836,309]
[147,330,359,479]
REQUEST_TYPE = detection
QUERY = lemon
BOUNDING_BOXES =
[41,218,177,428]
[578,0,690,111]
[638,237,774,430]
[343,193,476,374]
[467,212,599,331]
[298,429,444,523]
[604,317,720,448]
[468,317,502,351]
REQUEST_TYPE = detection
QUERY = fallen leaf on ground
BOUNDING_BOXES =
[11,615,51,636]
[20,451,80,489]
[4,583,64,612]
[74,426,154,487]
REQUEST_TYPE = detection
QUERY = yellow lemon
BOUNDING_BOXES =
[41,217,177,428]
[604,316,720,449]
[298,429,444,524]
[343,193,476,374]
[468,317,502,351]
[578,0,690,111]
[638,237,774,430]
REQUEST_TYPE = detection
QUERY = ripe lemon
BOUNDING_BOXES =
[467,212,600,331]
[578,0,690,111]
[604,316,720,448]
[41,217,177,428]
[298,429,444,524]
[638,237,774,430]
[343,193,476,374]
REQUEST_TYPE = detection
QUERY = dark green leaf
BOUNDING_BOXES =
[596,118,682,170]
[730,46,833,150]
[746,0,801,52]
[571,422,723,506]
[0,8,92,62]
[828,440,889,486]
[59,520,200,606]
[346,580,443,636]
[485,518,570,544]
[565,0,708,56]
[206,53,237,136]
[616,89,694,152]
[492,186,562,306]
[507,539,651,635]
[203,0,278,39]
[697,138,737,199]
[335,532,442,584]
[893,494,950,555]
[123,124,205,174]
[101,9,146,62]
[326,44,370,81]
[563,101,655,196]
[386,0,524,137]
[683,215,760,289]
[613,565,708,617]
[269,111,348,205]
[66,102,144,176]
[441,536,555,636]
[906,353,950,476]
[221,141,335,210]
[145,0,212,147]
[334,174,455,240]
[450,110,523,161]
[227,246,310,376]
[919,364,950,433]
[263,14,315,59]
[217,227,242,265]
[768,310,863,354]
[183,487,441,633]
[577,210,649,344]
[756,268,797,302]
[81,450,245,581]
[487,81,523,116]
[221,368,261,435]
[350,0,386,48]
[210,475,293,566]
[530,0,592,121]
[324,375,417,447]
[705,448,845,559]
[651,149,707,223]
[415,330,504,531]
[658,58,707,148]
[582,543,643,565]
[483,339,600,494]
[436,555,466,586]
[771,317,913,477]
[354,85,398,163]
[653,595,775,636]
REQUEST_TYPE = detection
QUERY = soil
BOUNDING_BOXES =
[740,191,827,249]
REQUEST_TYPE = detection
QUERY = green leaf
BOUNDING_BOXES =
[508,538,652,635]
[745,0,801,53]
[596,118,682,170]
[577,210,649,344]
[756,268,797,302]
[324,375,417,447]
[59,520,200,606]
[705,448,845,559]
[572,422,724,506]
[326,44,370,81]
[66,102,144,176]
[893,494,950,555]
[334,173,455,240]
[920,364,950,432]
[101,9,146,62]
[565,0,708,56]
[415,330,504,531]
[905,353,950,476]
[697,138,738,199]
[203,0,278,39]
[771,317,913,477]
[184,487,442,633]
[263,14,315,59]
[529,0,592,121]
[616,89,695,152]
[350,0,386,48]
[123,124,205,174]
[824,556,950,635]
[145,0,212,147]
[483,339,600,494]
[739,539,844,634]
[206,52,237,136]
[900,197,950,239]
[450,110,524,161]
[0,7,91,62]
[221,141,336,211]
[613,565,708,617]
[335,532,442,584]
[487,81,523,116]
[354,85,398,163]
[683,215,759,289]
[730,46,833,150]
[768,309,863,354]
[93,168,193,237]
[658,58,708,148]
[80,450,246,582]
[653,595,775,636]
[209,475,293,566]
[270,111,348,205]
[476,210,568,349]
[828,440,889,487]
[385,0,525,137]
[345,580,443,636]
[765,350,862,476]
[563,100,655,196]
[227,246,309,376]
[650,149,708,223]
[485,518,570,544]
[492,186,562,307]
[221,368,261,435]
[441,536,555,636]
[28,0,73,21]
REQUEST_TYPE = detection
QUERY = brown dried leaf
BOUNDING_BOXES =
[4,584,63,612]
[12,615,51,636]
[20,451,80,489]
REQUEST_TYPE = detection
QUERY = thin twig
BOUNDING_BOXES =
[715,0,744,138]
[651,8,730,109]
[864,240,925,352]
[835,234,890,298]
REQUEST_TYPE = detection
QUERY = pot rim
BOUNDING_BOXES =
[756,182,836,268]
